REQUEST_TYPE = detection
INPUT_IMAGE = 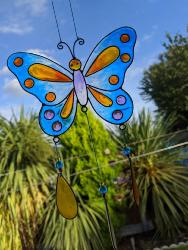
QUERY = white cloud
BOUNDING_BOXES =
[127,66,144,80]
[0,66,9,76]
[26,49,50,58]
[0,22,33,35]
[3,78,25,97]
[26,48,59,62]
[0,106,14,120]
[142,25,158,42]
[143,33,154,42]
[15,0,47,15]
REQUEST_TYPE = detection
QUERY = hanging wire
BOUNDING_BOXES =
[53,138,61,161]
[1,127,186,177]
[83,108,103,183]
[82,107,117,250]
[126,128,188,147]
[127,154,140,206]
[103,193,118,250]
[0,141,188,178]
[119,124,140,206]
[111,127,188,148]
[68,0,78,39]
[51,0,62,42]
[51,0,74,57]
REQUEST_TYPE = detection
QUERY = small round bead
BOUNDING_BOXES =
[99,185,108,194]
[55,160,64,170]
[122,147,131,156]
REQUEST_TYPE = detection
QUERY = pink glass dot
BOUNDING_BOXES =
[44,110,54,120]
[112,110,123,120]
[52,121,62,131]
[116,95,126,105]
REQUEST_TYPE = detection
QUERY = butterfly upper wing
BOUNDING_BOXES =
[7,52,77,136]
[83,27,136,91]
[39,90,77,136]
[7,52,73,105]
[88,86,133,125]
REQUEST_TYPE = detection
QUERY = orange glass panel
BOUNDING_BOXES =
[24,78,34,88]
[86,46,120,76]
[88,86,112,107]
[120,34,130,43]
[14,57,23,67]
[109,75,119,85]
[61,90,74,119]
[56,175,78,219]
[121,53,130,63]
[45,92,56,102]
[29,64,72,82]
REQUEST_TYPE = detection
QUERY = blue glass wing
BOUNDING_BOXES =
[7,52,73,105]
[39,91,77,136]
[88,87,133,125]
[83,27,136,91]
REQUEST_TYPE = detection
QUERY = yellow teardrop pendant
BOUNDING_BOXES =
[56,175,78,219]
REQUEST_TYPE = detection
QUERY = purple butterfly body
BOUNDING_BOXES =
[73,70,87,106]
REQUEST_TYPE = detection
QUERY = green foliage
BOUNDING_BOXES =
[40,106,120,250]
[140,32,188,129]
[59,106,118,200]
[0,107,119,250]
[0,108,54,249]
[41,163,106,250]
[116,109,188,238]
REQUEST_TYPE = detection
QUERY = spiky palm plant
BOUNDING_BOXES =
[115,109,188,238]
[0,108,54,249]
[40,162,106,250]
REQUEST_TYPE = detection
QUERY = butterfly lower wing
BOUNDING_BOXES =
[88,87,133,124]
[56,175,78,219]
[83,27,136,91]
[39,90,77,136]
[7,52,73,105]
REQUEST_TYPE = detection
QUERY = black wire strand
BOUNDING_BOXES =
[83,108,117,250]
[68,0,79,39]
[84,110,104,183]
[51,0,62,42]
[103,194,118,250]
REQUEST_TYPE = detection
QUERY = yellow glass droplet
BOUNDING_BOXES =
[56,175,78,219]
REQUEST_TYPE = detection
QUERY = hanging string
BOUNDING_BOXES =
[103,194,118,250]
[1,140,188,178]
[83,108,103,182]
[127,153,140,206]
[120,124,140,206]
[82,107,117,250]
[67,0,85,57]
[53,136,64,177]
[68,0,78,39]
[53,137,61,161]
[51,0,74,56]
[51,0,62,42]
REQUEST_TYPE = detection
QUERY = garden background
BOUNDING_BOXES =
[0,0,188,249]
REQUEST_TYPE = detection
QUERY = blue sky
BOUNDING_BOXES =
[0,0,187,119]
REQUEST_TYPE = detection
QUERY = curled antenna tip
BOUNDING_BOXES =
[73,37,85,57]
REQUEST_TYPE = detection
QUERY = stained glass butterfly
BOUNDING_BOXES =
[7,26,136,219]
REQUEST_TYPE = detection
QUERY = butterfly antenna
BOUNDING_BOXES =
[51,0,74,57]
[73,37,85,58]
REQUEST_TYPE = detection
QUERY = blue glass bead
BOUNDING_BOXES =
[99,185,108,194]
[122,147,131,156]
[55,160,64,170]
